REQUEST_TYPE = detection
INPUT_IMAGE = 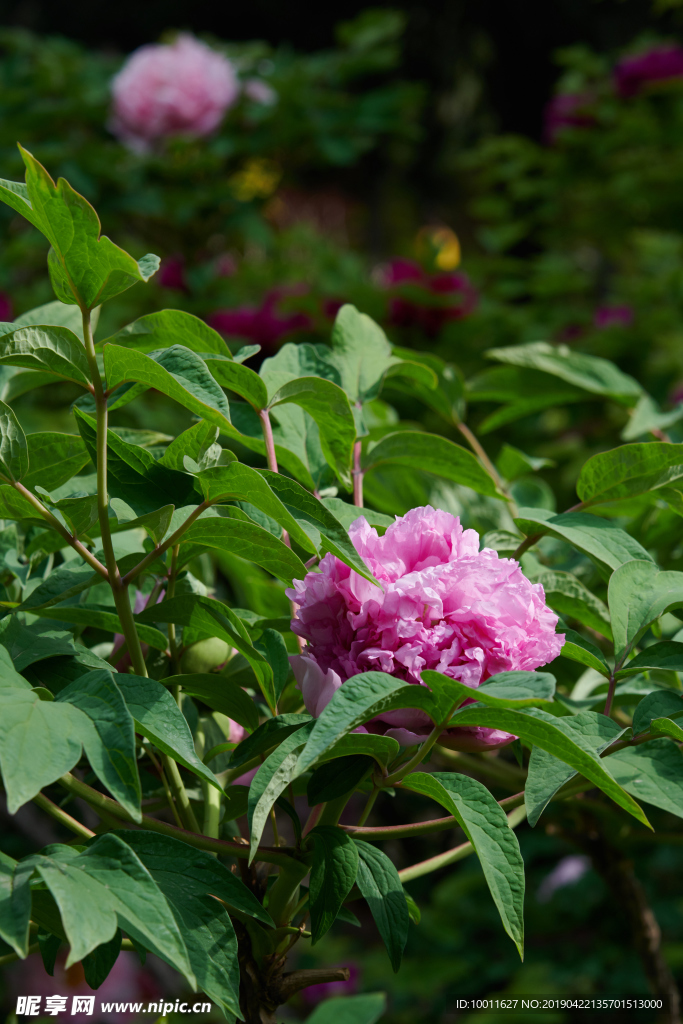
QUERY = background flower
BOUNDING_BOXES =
[110,34,239,149]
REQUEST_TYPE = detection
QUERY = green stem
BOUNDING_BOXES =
[352,437,363,507]
[122,499,212,586]
[456,421,503,491]
[81,307,148,678]
[604,672,618,717]
[267,860,310,927]
[202,781,222,840]
[384,722,447,786]
[0,943,39,967]
[398,805,527,883]
[12,481,108,579]
[356,787,378,827]
[32,792,96,840]
[167,544,180,675]
[58,772,299,867]
[163,755,200,833]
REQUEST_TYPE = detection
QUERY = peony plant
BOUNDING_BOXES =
[0,149,682,1023]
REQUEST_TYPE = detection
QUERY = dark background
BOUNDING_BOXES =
[0,0,677,138]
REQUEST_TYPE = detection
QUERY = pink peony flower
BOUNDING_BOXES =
[379,259,478,335]
[0,292,12,321]
[287,507,563,751]
[158,256,187,292]
[615,44,683,98]
[110,34,239,149]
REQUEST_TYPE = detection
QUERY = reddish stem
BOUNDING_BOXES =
[352,439,363,507]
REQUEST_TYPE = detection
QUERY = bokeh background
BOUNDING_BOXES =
[2,1,683,1021]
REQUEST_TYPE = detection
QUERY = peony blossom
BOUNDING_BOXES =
[208,288,313,349]
[287,506,564,751]
[615,44,683,98]
[593,303,633,329]
[378,258,478,335]
[110,34,239,149]
[543,93,595,144]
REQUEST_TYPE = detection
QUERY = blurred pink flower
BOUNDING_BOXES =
[543,93,595,143]
[287,506,563,751]
[111,34,239,149]
[0,292,12,321]
[537,854,591,903]
[158,256,187,291]
[243,78,278,106]
[208,289,313,349]
[380,259,478,335]
[112,589,164,673]
[615,44,683,97]
[593,303,633,329]
[301,963,360,1006]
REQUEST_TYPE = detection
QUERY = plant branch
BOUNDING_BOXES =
[121,499,212,586]
[57,772,301,867]
[0,943,39,967]
[456,421,503,490]
[341,791,526,841]
[32,792,96,840]
[12,481,108,579]
[259,407,279,473]
[352,437,363,507]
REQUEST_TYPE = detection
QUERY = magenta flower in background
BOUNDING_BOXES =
[379,258,478,336]
[0,292,12,321]
[158,256,187,292]
[543,93,595,144]
[110,34,239,149]
[288,506,563,751]
[593,303,634,329]
[208,289,313,349]
[615,44,683,98]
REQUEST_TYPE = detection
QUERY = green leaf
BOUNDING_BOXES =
[313,732,400,770]
[163,674,258,733]
[13,297,100,340]
[307,755,374,805]
[321,498,395,533]
[297,672,439,775]
[0,852,32,957]
[421,669,556,714]
[268,376,356,488]
[513,508,653,578]
[104,310,228,356]
[228,713,312,771]
[497,444,554,481]
[254,628,290,703]
[222,401,323,492]
[617,641,683,678]
[0,324,91,387]
[19,563,97,612]
[307,825,359,944]
[651,717,683,741]
[113,672,221,793]
[354,841,409,972]
[530,569,612,639]
[559,627,611,676]
[137,594,277,713]
[577,443,683,507]
[56,671,141,822]
[74,407,198,517]
[259,471,378,584]
[447,704,649,827]
[110,500,174,546]
[363,431,501,499]
[81,931,122,990]
[248,723,315,861]
[606,740,683,819]
[525,712,625,827]
[401,772,525,957]
[632,690,683,735]
[207,358,268,409]
[23,433,90,492]
[179,506,307,584]
[158,420,219,473]
[0,616,78,669]
[113,831,272,1015]
[608,560,683,661]
[30,835,193,982]
[0,686,88,812]
[0,399,28,483]
[104,345,231,430]
[486,342,642,406]
[304,993,386,1024]
[327,304,396,404]
[13,147,158,308]
[33,606,168,650]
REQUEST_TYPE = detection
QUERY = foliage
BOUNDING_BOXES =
[0,147,682,1023]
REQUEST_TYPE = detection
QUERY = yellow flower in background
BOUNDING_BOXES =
[229,158,281,202]
[416,224,461,269]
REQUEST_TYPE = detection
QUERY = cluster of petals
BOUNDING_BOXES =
[615,44,683,98]
[288,506,564,751]
[110,34,239,149]
[378,258,478,335]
